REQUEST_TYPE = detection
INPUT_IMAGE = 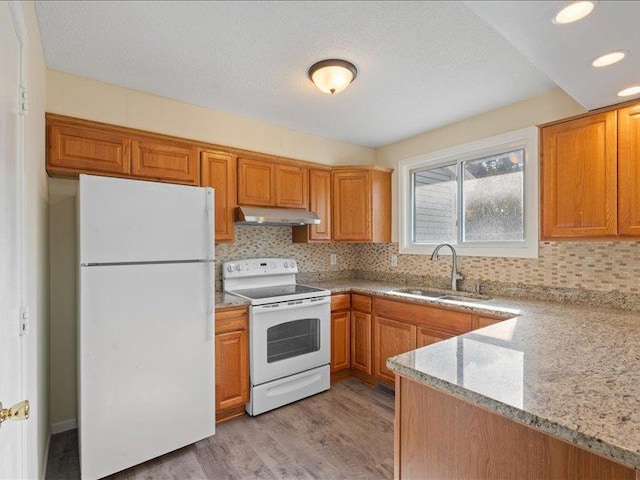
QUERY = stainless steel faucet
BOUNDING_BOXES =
[430,243,464,291]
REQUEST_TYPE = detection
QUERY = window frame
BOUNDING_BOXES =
[399,126,539,258]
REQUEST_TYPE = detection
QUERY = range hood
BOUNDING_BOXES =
[235,206,321,226]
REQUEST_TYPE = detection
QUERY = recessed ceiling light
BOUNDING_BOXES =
[618,85,640,97]
[552,1,595,24]
[592,50,627,68]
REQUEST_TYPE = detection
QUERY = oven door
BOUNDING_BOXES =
[250,296,330,386]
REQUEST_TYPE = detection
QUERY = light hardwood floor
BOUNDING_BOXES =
[46,378,394,479]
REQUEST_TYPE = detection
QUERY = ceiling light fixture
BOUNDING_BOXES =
[618,85,640,97]
[591,50,627,68]
[552,1,595,24]
[308,59,357,95]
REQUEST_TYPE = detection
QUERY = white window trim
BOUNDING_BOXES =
[399,126,539,258]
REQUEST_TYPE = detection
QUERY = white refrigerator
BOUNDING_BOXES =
[78,174,215,479]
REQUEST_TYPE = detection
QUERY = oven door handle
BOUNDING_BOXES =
[252,296,330,313]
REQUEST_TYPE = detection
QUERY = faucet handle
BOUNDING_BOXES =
[455,272,464,281]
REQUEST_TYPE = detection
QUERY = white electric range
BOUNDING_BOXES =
[223,258,331,415]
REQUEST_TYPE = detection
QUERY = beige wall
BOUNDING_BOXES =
[46,69,376,166]
[375,87,586,242]
[21,2,50,478]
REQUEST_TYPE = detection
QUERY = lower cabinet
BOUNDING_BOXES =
[330,293,351,374]
[374,316,417,384]
[351,295,373,376]
[416,326,455,348]
[215,307,249,422]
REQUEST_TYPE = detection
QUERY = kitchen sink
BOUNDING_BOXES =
[390,288,491,302]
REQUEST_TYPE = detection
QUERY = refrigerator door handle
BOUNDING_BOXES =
[205,188,215,340]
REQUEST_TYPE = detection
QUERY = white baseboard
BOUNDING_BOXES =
[50,418,77,434]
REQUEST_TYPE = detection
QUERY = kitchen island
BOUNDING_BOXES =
[385,294,640,479]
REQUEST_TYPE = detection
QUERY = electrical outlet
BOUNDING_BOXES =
[330,253,337,266]
[391,255,398,267]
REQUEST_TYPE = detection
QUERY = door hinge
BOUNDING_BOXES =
[19,308,29,336]
[18,86,28,115]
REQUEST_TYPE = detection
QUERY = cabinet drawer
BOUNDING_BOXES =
[331,293,351,311]
[352,294,372,313]
[375,298,472,334]
[215,308,248,334]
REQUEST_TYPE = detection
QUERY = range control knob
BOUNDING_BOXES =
[226,265,234,272]
[290,261,296,269]
[235,264,242,271]
[283,261,289,268]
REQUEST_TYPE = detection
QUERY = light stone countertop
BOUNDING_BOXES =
[306,279,640,469]
[215,291,250,311]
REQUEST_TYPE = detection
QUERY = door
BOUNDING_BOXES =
[79,174,213,263]
[275,164,308,208]
[351,310,372,375]
[332,170,372,241]
[237,157,275,206]
[0,2,25,477]
[131,136,199,185]
[618,104,640,236]
[250,297,330,385]
[79,262,215,479]
[330,310,350,372]
[201,150,237,242]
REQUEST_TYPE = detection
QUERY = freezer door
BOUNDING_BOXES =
[79,262,214,480]
[79,174,213,264]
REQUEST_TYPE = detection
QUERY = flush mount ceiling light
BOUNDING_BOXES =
[618,85,640,97]
[591,50,627,68]
[552,1,595,24]
[308,59,357,95]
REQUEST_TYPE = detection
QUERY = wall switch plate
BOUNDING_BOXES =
[391,255,398,267]
[330,254,337,266]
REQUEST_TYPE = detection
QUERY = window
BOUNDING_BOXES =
[399,127,538,258]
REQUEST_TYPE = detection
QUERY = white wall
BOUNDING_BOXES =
[375,87,586,242]
[21,2,49,478]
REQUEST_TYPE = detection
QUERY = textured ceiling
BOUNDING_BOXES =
[34,1,555,148]
[466,1,640,111]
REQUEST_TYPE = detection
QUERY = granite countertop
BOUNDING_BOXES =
[215,291,249,311]
[217,278,640,467]
[335,281,640,469]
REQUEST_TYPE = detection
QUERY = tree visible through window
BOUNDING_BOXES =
[411,149,524,245]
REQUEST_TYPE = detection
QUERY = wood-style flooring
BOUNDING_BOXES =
[46,378,394,479]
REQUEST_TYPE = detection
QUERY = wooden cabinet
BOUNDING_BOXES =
[330,294,351,374]
[374,316,416,384]
[351,294,373,376]
[131,137,199,185]
[47,120,131,177]
[237,157,309,208]
[332,166,392,243]
[541,111,617,239]
[416,326,455,348]
[215,307,249,422]
[293,168,331,243]
[201,151,237,242]
[618,104,640,236]
[472,314,505,330]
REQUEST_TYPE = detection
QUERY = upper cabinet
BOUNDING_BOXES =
[618,104,640,236]
[131,137,199,185]
[46,114,199,185]
[541,101,640,240]
[237,157,308,208]
[292,168,332,243]
[201,150,237,242]
[332,166,392,242]
[47,117,131,177]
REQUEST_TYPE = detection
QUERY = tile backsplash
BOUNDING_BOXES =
[218,229,640,305]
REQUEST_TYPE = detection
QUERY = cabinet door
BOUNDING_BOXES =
[374,316,417,384]
[309,169,331,240]
[332,170,372,242]
[416,326,455,348]
[541,112,617,238]
[237,157,275,206]
[618,104,640,236]
[215,329,249,411]
[275,164,308,208]
[473,315,504,330]
[351,311,373,375]
[331,311,351,373]
[201,151,237,242]
[47,123,131,176]
[131,137,199,185]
